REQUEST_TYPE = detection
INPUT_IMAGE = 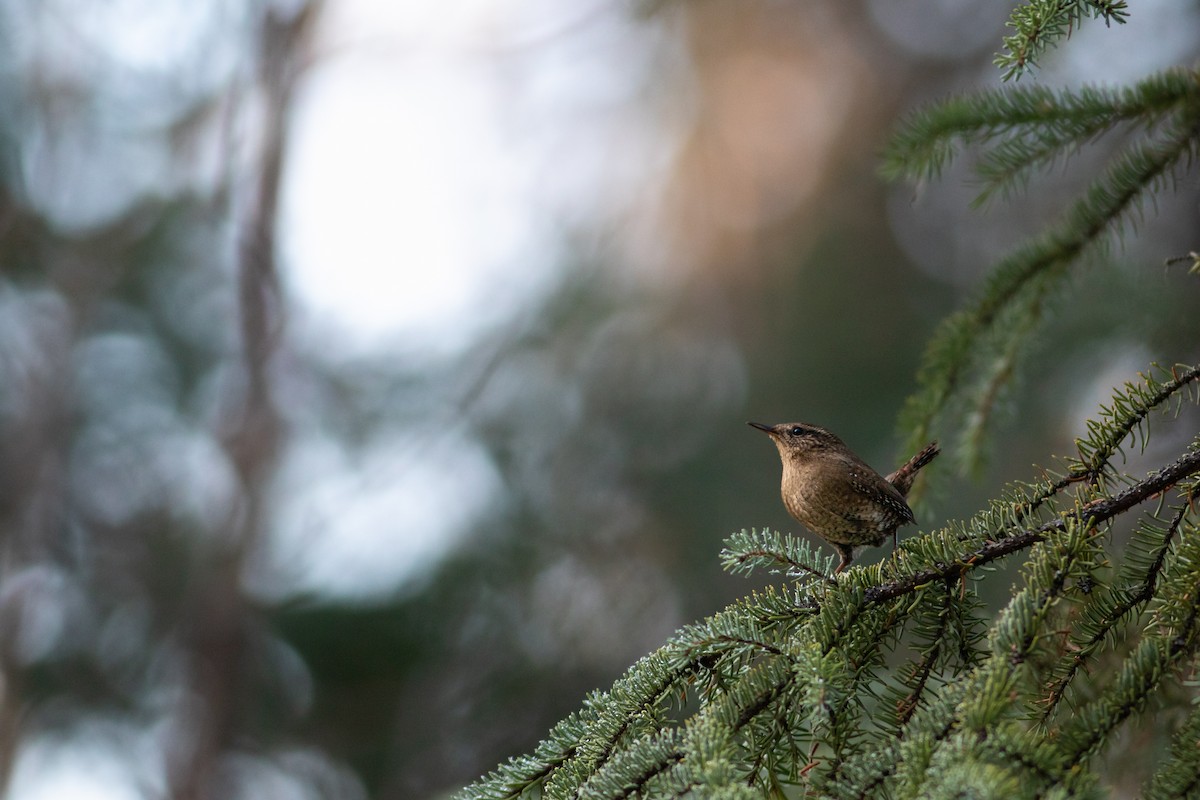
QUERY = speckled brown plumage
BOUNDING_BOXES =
[749,421,939,572]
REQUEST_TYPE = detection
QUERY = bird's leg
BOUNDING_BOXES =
[833,543,854,573]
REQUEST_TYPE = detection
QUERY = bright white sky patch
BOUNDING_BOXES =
[1050,0,1200,82]
[9,728,157,800]
[280,30,550,352]
[254,430,504,601]
[269,0,563,600]
[267,0,667,601]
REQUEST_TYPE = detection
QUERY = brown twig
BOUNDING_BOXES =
[866,448,1200,605]
[167,6,317,800]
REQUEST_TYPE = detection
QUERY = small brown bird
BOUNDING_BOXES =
[749,421,939,572]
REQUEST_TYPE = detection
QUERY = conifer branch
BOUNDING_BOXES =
[551,652,710,798]
[1039,501,1190,722]
[866,445,1200,605]
[721,529,838,585]
[896,616,945,727]
[1060,625,1200,767]
[576,657,797,799]
[842,688,966,799]
[888,72,1200,461]
[1068,363,1200,485]
[897,119,1200,465]
[996,0,1130,81]
[1142,702,1200,799]
[997,363,1200,532]
[881,70,1197,184]
[462,410,1197,797]
[461,429,1198,798]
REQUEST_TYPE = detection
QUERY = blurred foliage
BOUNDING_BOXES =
[885,68,1200,473]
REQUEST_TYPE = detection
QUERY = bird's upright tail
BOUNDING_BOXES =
[886,441,940,497]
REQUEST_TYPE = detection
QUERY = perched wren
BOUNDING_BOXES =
[748,421,939,572]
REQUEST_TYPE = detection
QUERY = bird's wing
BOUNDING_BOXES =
[848,469,915,526]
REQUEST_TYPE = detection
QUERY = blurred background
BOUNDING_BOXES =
[0,1,1197,799]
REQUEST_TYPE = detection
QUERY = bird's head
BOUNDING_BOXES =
[747,421,843,461]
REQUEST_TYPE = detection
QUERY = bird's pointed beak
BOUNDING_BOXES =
[747,421,774,434]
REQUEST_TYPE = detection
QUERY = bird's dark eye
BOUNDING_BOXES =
[789,426,806,436]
